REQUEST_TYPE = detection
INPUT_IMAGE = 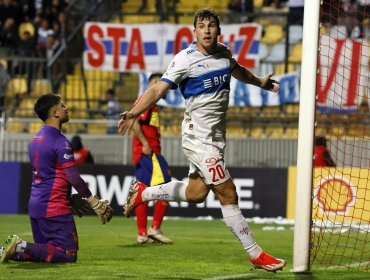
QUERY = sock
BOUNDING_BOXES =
[220,204,262,260]
[11,252,32,261]
[142,181,187,202]
[25,243,76,263]
[135,202,149,236]
[151,200,169,230]
[16,241,27,253]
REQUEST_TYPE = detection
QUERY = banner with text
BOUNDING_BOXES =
[14,163,288,218]
[83,22,262,72]
[139,71,300,108]
[317,35,369,112]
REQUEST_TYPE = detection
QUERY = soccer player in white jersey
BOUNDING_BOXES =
[118,8,286,272]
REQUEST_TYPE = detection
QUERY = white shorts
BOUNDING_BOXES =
[182,134,230,186]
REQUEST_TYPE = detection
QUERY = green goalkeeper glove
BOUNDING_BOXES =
[86,195,113,224]
[70,194,92,217]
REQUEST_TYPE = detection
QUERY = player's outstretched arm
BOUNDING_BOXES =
[118,81,171,135]
[231,64,280,93]
[86,195,113,224]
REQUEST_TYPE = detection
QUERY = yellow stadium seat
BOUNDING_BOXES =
[289,43,302,63]
[176,0,199,13]
[7,78,28,97]
[15,98,35,118]
[18,22,35,40]
[123,15,160,24]
[285,103,299,113]
[260,25,284,45]
[29,122,43,134]
[88,123,107,134]
[284,127,298,138]
[254,0,264,8]
[67,100,88,119]
[249,127,266,138]
[265,126,284,138]
[122,0,142,13]
[227,124,245,137]
[64,123,87,134]
[178,15,194,24]
[6,121,24,133]
[0,59,7,69]
[255,18,272,27]
[32,79,52,97]
[206,0,227,12]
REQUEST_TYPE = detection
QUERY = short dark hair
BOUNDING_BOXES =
[71,135,83,150]
[34,94,61,122]
[148,72,162,82]
[106,88,115,96]
[315,136,327,147]
[193,8,220,30]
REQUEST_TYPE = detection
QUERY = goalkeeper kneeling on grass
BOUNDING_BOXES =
[0,94,113,264]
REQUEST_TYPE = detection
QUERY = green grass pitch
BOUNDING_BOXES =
[0,215,368,279]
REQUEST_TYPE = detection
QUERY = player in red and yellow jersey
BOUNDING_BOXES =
[131,73,172,244]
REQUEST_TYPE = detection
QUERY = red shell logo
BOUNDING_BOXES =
[315,176,355,214]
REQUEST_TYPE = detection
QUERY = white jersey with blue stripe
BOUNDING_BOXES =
[161,42,237,139]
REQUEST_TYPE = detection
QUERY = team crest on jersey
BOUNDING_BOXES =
[169,61,175,68]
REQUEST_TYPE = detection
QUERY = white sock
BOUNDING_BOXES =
[142,181,187,202]
[16,241,27,253]
[221,204,262,260]
[0,246,3,255]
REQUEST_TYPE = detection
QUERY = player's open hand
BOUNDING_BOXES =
[118,111,135,135]
[260,72,280,93]
[86,195,113,224]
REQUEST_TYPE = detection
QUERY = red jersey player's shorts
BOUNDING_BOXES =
[134,153,171,187]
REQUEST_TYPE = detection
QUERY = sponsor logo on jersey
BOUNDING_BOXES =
[32,135,45,144]
[197,62,208,68]
[63,153,74,160]
[203,73,230,89]
[205,157,221,167]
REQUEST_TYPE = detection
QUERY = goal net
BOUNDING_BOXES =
[311,0,369,270]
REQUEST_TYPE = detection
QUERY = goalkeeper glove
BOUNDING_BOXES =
[86,195,113,224]
[70,194,92,217]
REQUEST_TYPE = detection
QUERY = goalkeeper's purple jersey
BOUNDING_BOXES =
[28,125,75,218]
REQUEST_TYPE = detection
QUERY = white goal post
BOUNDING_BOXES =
[293,0,321,272]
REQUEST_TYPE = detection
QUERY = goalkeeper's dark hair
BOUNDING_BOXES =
[148,72,163,82]
[34,93,61,122]
[193,8,220,30]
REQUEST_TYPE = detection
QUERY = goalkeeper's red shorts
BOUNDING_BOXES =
[135,153,171,187]
[30,214,78,253]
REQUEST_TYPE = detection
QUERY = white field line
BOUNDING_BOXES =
[324,260,370,270]
[202,273,256,280]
